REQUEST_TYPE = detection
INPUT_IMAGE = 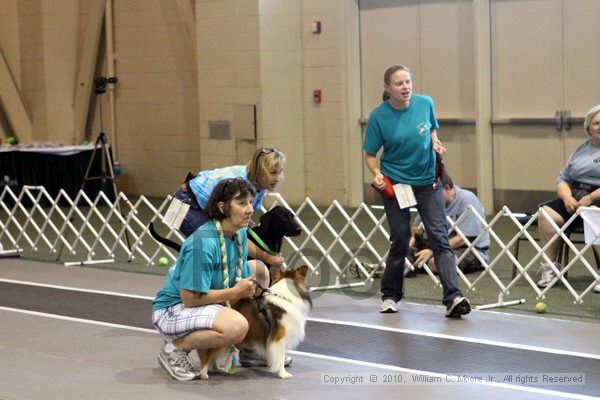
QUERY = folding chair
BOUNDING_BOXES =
[511,207,600,279]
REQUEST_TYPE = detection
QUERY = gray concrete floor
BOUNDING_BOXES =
[0,258,598,400]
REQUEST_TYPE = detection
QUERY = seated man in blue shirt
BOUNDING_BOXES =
[410,172,489,275]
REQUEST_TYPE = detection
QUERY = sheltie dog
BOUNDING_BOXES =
[199,265,312,379]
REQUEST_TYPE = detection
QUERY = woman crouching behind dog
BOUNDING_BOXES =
[152,178,269,381]
[175,147,287,268]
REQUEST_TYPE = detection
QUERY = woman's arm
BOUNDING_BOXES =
[430,129,446,155]
[247,240,284,268]
[578,187,600,207]
[557,181,578,213]
[179,277,255,308]
[365,152,385,190]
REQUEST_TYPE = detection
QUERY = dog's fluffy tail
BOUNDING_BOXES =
[148,222,181,253]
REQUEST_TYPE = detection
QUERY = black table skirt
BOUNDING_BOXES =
[0,148,116,205]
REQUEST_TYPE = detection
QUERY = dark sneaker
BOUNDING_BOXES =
[239,348,292,367]
[157,342,197,381]
[379,299,397,313]
[445,296,471,318]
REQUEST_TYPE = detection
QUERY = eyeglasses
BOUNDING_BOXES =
[259,147,279,155]
[254,147,279,170]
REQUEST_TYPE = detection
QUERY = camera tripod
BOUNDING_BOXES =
[59,76,133,261]
[81,131,120,207]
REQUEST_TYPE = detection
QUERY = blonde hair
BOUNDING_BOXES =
[246,147,286,189]
[584,104,600,136]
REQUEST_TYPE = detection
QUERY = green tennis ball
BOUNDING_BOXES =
[5,136,15,145]
[159,257,169,266]
[535,302,547,313]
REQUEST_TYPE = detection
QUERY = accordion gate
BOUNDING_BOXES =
[1,185,600,309]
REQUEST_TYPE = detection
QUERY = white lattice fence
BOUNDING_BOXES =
[2,186,600,307]
[441,205,600,308]
[265,193,600,305]
[262,193,391,290]
[0,185,181,266]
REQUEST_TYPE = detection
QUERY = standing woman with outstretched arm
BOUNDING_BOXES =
[363,64,471,318]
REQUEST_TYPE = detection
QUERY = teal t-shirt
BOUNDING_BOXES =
[363,94,439,186]
[152,220,251,312]
[188,165,266,211]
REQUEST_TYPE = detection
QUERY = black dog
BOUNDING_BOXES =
[407,231,429,265]
[248,206,302,257]
[148,206,302,259]
[405,231,429,277]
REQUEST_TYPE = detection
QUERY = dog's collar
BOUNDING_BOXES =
[251,278,296,303]
[269,292,294,303]
[248,227,277,256]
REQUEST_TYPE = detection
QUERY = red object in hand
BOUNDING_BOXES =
[372,175,394,199]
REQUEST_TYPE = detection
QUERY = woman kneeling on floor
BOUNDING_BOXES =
[151,178,269,381]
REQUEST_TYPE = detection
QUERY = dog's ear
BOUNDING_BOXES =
[259,208,274,231]
[270,266,283,282]
[296,265,309,279]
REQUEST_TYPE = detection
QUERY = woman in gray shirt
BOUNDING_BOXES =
[537,104,600,290]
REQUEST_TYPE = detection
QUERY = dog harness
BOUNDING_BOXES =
[249,278,274,333]
[250,278,270,297]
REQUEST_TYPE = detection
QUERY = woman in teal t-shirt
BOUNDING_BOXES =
[152,178,264,381]
[363,64,471,319]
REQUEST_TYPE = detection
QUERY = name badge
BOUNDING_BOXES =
[162,197,190,230]
[393,183,417,209]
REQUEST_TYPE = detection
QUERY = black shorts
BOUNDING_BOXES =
[542,198,583,234]
[173,186,209,237]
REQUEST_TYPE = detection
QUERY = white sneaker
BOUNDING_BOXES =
[537,262,558,288]
[593,283,600,293]
[379,299,397,313]
[157,341,197,381]
[445,296,471,318]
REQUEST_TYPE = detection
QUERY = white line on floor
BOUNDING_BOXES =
[0,306,594,400]
[0,306,157,334]
[2,277,599,360]
[0,278,155,300]
[308,317,600,360]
